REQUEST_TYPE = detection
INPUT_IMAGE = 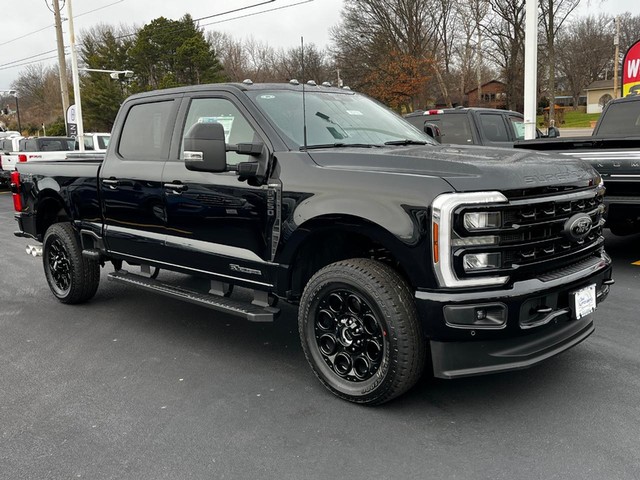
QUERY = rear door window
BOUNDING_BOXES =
[479,113,510,143]
[428,114,474,145]
[118,100,174,160]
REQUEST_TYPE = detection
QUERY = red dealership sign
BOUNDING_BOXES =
[623,39,640,96]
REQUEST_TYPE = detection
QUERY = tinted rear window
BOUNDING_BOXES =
[424,114,474,145]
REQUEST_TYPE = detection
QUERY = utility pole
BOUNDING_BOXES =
[613,16,620,99]
[67,0,85,151]
[50,0,70,118]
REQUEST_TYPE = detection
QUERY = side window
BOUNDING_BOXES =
[508,116,526,140]
[479,114,509,142]
[119,100,174,160]
[181,97,257,166]
[430,115,473,145]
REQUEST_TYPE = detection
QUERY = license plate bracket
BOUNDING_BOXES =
[571,284,596,320]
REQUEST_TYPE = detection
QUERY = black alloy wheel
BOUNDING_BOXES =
[43,223,100,304]
[299,258,425,405]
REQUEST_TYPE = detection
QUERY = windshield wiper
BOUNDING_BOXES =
[383,139,430,146]
[301,143,382,150]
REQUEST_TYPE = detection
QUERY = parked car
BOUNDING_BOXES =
[81,132,111,152]
[404,107,555,147]
[515,94,640,235]
[11,82,613,405]
[0,136,76,175]
[0,135,23,186]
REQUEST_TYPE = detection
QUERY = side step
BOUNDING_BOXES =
[108,270,279,322]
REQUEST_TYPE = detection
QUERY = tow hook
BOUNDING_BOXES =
[26,245,43,257]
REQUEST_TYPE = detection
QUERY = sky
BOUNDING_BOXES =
[0,0,636,90]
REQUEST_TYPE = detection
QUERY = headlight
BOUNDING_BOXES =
[463,212,501,230]
[463,253,502,272]
[431,191,509,288]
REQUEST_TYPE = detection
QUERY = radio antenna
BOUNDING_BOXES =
[301,36,308,150]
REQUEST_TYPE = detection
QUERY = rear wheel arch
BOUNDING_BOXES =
[36,192,69,241]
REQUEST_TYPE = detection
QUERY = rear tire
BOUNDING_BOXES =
[43,223,100,304]
[298,258,425,405]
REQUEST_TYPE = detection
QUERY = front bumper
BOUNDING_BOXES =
[415,251,613,379]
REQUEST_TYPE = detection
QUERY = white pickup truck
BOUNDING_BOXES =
[0,136,76,176]
[0,135,23,186]
[82,132,110,152]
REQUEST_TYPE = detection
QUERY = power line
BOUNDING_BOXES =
[0,24,54,47]
[0,55,59,72]
[0,50,59,70]
[0,1,317,73]
[113,0,279,40]
[201,0,314,28]
[0,0,125,48]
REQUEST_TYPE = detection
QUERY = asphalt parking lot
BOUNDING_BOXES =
[1,189,639,480]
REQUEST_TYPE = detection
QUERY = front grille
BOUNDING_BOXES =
[453,187,605,280]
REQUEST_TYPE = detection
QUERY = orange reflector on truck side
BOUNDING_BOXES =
[433,222,439,263]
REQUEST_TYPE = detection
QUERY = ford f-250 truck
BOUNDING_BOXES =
[515,94,640,235]
[11,81,614,404]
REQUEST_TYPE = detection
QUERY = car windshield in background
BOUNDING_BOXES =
[597,101,640,137]
[251,90,434,149]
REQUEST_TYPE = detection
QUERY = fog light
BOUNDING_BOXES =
[463,252,502,272]
[444,303,507,329]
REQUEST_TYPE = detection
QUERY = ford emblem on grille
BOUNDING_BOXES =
[563,213,593,241]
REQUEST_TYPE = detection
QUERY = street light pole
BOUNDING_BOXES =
[523,0,539,140]
[66,0,85,151]
[14,93,21,133]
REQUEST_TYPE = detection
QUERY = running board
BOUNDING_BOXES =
[108,270,279,322]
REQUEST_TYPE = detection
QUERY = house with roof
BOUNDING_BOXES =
[585,79,621,113]
[466,80,507,109]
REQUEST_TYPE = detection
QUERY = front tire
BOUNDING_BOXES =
[298,259,425,405]
[43,223,100,304]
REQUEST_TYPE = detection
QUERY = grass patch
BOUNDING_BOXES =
[537,110,601,128]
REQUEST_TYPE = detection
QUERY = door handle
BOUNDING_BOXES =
[102,178,119,189]
[164,182,188,193]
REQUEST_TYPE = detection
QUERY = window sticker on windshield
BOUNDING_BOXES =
[512,121,526,139]
[346,110,363,116]
[260,95,276,99]
[198,116,234,143]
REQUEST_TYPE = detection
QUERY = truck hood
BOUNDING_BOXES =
[308,144,599,192]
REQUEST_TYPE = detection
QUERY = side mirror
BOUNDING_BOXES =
[424,123,442,143]
[184,122,227,172]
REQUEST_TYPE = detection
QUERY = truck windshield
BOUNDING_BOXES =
[250,89,434,148]
[597,101,640,137]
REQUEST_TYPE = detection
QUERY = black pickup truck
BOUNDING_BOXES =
[404,107,555,147]
[11,82,613,404]
[515,95,640,235]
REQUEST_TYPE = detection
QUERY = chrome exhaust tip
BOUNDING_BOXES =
[26,245,43,257]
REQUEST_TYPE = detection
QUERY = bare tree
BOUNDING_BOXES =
[556,14,614,108]
[11,64,65,129]
[485,0,526,112]
[539,0,581,122]
[331,0,440,109]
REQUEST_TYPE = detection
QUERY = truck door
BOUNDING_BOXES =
[161,95,277,289]
[100,97,179,262]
